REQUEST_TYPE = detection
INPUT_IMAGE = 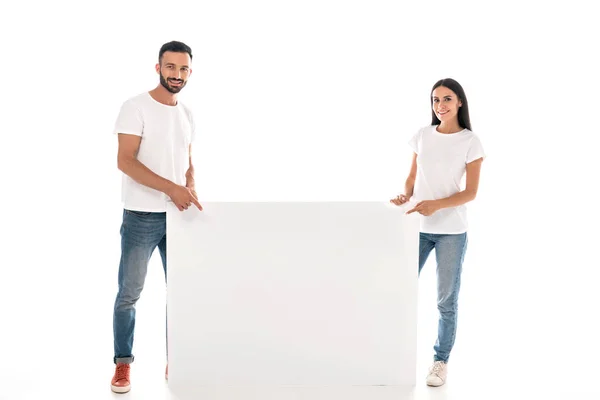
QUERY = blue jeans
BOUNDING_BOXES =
[113,209,167,364]
[418,232,468,363]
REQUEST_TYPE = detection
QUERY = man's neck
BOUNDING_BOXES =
[149,85,178,106]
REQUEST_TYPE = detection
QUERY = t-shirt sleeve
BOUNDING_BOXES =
[408,128,421,154]
[466,134,486,163]
[113,100,143,136]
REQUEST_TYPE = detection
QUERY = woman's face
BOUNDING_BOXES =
[432,86,462,123]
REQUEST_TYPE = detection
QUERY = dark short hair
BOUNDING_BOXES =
[159,41,192,63]
[430,78,472,131]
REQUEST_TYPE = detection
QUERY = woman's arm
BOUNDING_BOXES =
[436,157,483,209]
[404,152,418,198]
[390,152,418,205]
[406,157,483,215]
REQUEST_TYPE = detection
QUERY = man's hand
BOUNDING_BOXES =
[390,194,410,206]
[167,184,203,211]
[406,200,440,216]
[188,186,198,200]
[187,184,200,208]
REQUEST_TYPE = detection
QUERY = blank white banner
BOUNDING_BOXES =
[166,201,419,396]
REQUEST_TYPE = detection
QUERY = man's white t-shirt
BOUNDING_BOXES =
[408,125,485,234]
[113,92,196,212]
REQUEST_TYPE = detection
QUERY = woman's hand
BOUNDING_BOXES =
[406,200,440,216]
[390,194,410,206]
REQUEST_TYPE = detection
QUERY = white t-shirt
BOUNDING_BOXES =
[408,125,485,234]
[113,92,196,212]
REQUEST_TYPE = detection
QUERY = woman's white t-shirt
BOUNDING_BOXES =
[408,125,485,234]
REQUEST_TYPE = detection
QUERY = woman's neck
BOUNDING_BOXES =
[437,120,463,134]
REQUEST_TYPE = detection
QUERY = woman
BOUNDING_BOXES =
[391,78,485,387]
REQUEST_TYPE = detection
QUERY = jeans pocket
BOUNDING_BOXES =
[126,210,152,216]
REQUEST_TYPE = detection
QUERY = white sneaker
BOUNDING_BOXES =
[426,361,447,387]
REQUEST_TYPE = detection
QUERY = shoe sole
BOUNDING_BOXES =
[426,381,445,387]
[111,384,131,394]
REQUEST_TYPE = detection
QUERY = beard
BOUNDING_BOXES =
[160,74,186,94]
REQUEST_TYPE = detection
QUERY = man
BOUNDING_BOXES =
[110,40,202,394]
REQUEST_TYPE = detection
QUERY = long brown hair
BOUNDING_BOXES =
[430,78,472,131]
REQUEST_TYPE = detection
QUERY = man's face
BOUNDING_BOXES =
[156,51,192,94]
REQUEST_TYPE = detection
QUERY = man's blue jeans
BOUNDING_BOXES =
[113,209,167,364]
[418,232,468,363]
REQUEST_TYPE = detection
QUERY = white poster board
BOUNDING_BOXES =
[166,202,419,395]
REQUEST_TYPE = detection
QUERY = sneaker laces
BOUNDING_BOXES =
[431,361,444,375]
[115,364,130,381]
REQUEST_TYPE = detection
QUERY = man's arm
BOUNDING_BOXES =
[185,144,195,189]
[117,134,201,211]
[117,134,176,195]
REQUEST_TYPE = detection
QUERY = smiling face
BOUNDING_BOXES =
[156,51,192,94]
[432,86,462,123]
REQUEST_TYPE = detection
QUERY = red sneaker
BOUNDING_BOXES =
[111,363,131,393]
[165,363,168,380]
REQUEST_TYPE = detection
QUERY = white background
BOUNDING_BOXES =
[1,0,599,399]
